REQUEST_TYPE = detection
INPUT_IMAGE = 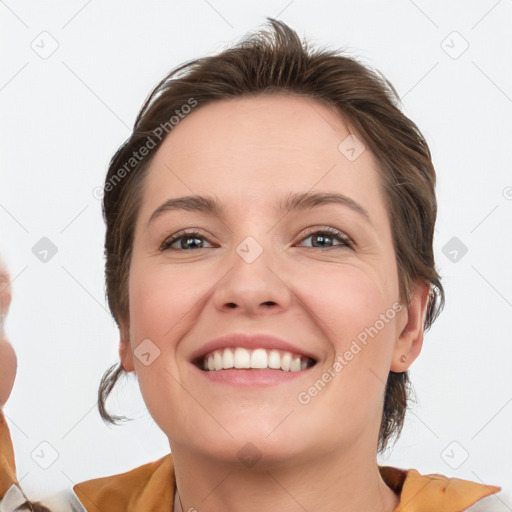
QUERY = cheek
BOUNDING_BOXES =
[126,262,198,430]
[298,262,398,348]
[296,263,398,407]
[128,261,201,342]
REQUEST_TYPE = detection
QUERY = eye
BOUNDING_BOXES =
[160,227,353,251]
[296,227,352,249]
[160,230,214,251]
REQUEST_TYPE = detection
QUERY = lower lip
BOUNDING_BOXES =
[193,365,314,387]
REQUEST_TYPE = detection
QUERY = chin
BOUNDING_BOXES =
[197,437,308,470]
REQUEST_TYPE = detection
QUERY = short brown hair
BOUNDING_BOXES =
[98,18,445,453]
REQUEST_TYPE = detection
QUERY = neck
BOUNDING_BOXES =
[170,443,399,512]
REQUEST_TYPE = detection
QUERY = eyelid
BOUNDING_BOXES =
[296,226,353,248]
[160,225,354,251]
[160,229,214,251]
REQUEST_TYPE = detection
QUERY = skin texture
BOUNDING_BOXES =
[0,265,16,407]
[119,94,431,512]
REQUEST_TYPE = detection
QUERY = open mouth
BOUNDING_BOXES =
[193,347,317,372]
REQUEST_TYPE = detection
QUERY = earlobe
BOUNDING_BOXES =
[119,324,135,373]
[390,281,431,372]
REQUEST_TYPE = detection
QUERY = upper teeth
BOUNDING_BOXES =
[202,347,312,372]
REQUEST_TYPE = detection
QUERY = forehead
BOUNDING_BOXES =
[138,94,387,224]
[154,94,359,168]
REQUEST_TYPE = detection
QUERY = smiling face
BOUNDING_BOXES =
[120,94,429,466]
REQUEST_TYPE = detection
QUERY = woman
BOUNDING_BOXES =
[1,18,505,512]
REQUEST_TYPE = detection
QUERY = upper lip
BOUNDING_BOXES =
[189,333,319,365]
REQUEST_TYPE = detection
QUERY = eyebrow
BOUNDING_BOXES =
[147,191,373,227]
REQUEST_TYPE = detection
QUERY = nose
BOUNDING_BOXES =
[212,240,292,317]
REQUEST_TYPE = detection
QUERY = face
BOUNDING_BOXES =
[120,94,429,465]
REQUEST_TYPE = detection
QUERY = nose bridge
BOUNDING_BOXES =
[212,230,291,314]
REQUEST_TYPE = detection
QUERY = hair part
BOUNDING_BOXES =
[98,18,445,453]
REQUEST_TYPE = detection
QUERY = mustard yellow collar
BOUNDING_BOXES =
[0,411,17,498]
[73,454,501,512]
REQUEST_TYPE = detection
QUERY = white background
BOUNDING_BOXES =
[1,0,511,502]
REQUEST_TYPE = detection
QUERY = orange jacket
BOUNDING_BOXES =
[0,412,16,498]
[0,410,502,511]
[71,454,502,512]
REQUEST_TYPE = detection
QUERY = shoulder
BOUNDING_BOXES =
[72,454,175,512]
[0,484,87,512]
[381,465,505,512]
[71,460,510,512]
[0,411,16,498]
[464,489,512,511]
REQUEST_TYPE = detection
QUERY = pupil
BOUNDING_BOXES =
[313,234,331,247]
[184,236,202,249]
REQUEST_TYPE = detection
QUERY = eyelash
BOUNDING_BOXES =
[160,226,353,251]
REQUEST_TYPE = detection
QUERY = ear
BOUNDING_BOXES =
[119,320,135,373]
[390,280,431,372]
